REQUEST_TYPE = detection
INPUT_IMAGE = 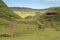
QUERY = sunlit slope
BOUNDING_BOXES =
[14,11,36,18]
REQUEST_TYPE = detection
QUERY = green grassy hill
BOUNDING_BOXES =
[38,8,60,31]
[0,0,22,31]
[0,0,21,21]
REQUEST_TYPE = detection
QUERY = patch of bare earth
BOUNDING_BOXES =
[7,21,21,37]
[8,21,17,30]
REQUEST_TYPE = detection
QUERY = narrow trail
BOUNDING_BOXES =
[35,20,46,28]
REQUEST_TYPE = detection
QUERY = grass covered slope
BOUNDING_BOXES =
[38,8,60,31]
[0,0,22,29]
[0,0,21,21]
[0,0,38,35]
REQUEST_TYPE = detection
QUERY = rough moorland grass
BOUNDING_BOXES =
[0,28,60,40]
[0,0,22,29]
[0,0,22,21]
[0,0,60,40]
[38,8,60,31]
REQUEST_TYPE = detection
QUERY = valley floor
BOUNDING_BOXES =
[0,28,60,40]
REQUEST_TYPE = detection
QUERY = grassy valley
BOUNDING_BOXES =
[0,0,60,40]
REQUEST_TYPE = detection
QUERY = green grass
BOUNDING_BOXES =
[0,0,60,40]
[0,28,60,40]
[0,0,22,30]
[0,0,22,21]
[36,8,60,30]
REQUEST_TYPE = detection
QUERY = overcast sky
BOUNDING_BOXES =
[3,0,60,9]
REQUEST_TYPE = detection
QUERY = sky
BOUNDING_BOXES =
[3,0,60,9]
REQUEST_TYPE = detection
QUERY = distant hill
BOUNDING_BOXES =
[10,7,32,11]
[10,7,60,12]
[10,7,44,12]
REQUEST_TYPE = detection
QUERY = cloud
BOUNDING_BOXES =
[4,0,60,2]
[44,0,60,2]
[31,0,60,2]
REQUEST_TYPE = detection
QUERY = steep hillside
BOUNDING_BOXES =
[38,8,60,31]
[0,0,22,28]
[0,0,21,21]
